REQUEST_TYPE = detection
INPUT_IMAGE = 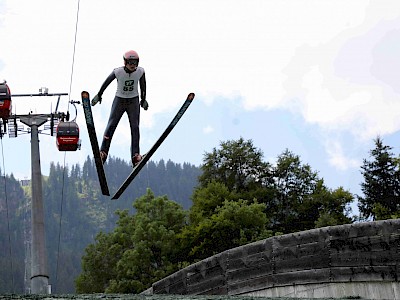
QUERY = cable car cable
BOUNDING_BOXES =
[0,138,15,292]
[54,0,81,291]
[68,0,81,105]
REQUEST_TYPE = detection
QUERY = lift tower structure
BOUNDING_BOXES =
[9,88,73,294]
[19,114,51,294]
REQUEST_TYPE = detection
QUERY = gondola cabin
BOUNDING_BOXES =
[0,82,11,120]
[56,121,81,151]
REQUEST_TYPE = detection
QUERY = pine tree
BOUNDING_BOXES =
[358,137,400,220]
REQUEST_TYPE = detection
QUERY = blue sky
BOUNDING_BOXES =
[1,0,400,215]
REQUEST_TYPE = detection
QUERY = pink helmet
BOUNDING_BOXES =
[123,50,139,64]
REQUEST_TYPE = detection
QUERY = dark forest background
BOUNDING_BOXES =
[0,156,200,293]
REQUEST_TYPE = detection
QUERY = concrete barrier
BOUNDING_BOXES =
[149,219,400,299]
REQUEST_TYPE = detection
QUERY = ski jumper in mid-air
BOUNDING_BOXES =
[91,50,148,165]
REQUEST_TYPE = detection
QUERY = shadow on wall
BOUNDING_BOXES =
[147,219,400,300]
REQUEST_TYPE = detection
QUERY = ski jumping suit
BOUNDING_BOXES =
[97,66,146,159]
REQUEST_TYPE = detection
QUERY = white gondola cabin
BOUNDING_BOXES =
[0,82,11,120]
[56,121,81,151]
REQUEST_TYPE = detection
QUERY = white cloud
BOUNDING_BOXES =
[0,0,374,114]
[283,7,400,142]
[325,140,360,171]
[203,125,214,134]
[299,66,370,126]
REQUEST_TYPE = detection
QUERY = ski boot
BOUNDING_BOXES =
[132,153,142,166]
[100,151,108,164]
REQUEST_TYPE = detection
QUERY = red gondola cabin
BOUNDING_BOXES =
[56,121,80,151]
[0,82,12,120]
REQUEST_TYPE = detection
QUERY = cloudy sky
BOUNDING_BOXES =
[1,0,400,212]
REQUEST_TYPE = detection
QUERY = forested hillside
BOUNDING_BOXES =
[0,156,201,294]
[0,172,26,293]
[2,137,398,295]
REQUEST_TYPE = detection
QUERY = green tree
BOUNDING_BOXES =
[196,139,353,236]
[179,196,271,261]
[271,149,320,233]
[199,137,272,191]
[358,137,400,220]
[189,181,233,225]
[313,184,354,228]
[76,189,186,294]
[75,231,120,293]
[270,149,353,232]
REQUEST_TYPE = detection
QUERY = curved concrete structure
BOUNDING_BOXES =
[148,219,400,299]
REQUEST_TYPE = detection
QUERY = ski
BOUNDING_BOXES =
[81,91,110,196]
[111,92,195,200]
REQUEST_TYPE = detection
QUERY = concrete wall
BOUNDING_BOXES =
[148,219,400,299]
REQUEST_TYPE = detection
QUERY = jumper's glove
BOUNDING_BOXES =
[140,99,149,110]
[91,94,102,106]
